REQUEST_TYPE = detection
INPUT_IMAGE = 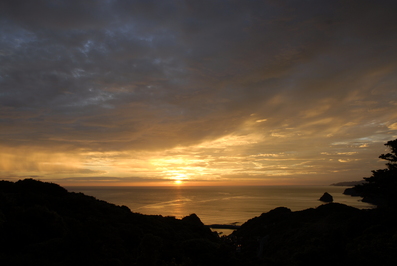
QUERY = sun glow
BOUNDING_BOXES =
[172,173,188,185]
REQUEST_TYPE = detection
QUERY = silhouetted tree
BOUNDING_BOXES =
[354,139,397,207]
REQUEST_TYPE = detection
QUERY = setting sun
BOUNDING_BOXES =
[174,180,183,185]
[1,1,396,263]
[1,0,396,188]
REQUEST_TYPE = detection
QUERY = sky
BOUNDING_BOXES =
[1,0,397,186]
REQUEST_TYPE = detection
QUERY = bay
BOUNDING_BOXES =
[66,185,373,229]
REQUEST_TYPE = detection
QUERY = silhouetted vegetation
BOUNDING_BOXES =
[0,179,238,266]
[231,203,397,266]
[349,139,397,208]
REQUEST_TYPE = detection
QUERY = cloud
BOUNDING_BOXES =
[1,0,397,184]
[388,123,397,130]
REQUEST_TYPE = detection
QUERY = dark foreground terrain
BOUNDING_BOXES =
[1,179,397,266]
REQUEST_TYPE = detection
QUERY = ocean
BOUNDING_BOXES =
[66,185,373,235]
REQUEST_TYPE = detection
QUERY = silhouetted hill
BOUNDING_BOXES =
[231,203,397,266]
[0,179,237,266]
[2,179,397,266]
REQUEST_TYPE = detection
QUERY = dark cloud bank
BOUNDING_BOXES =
[1,0,397,183]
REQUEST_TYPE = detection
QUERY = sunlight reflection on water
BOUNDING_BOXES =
[67,185,374,227]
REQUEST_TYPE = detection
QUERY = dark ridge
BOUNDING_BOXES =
[231,203,397,266]
[2,178,397,266]
[0,179,237,266]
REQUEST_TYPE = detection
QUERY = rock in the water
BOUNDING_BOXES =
[319,192,333,202]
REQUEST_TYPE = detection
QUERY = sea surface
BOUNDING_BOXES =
[66,185,373,234]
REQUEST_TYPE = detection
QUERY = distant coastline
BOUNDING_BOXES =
[331,180,365,186]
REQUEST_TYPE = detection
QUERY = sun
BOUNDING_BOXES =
[174,180,183,185]
[171,173,188,185]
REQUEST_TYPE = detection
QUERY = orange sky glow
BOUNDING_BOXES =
[1,1,397,186]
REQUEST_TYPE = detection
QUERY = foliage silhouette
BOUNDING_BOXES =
[352,139,397,207]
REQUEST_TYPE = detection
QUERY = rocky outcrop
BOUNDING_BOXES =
[319,192,333,202]
[343,187,361,196]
